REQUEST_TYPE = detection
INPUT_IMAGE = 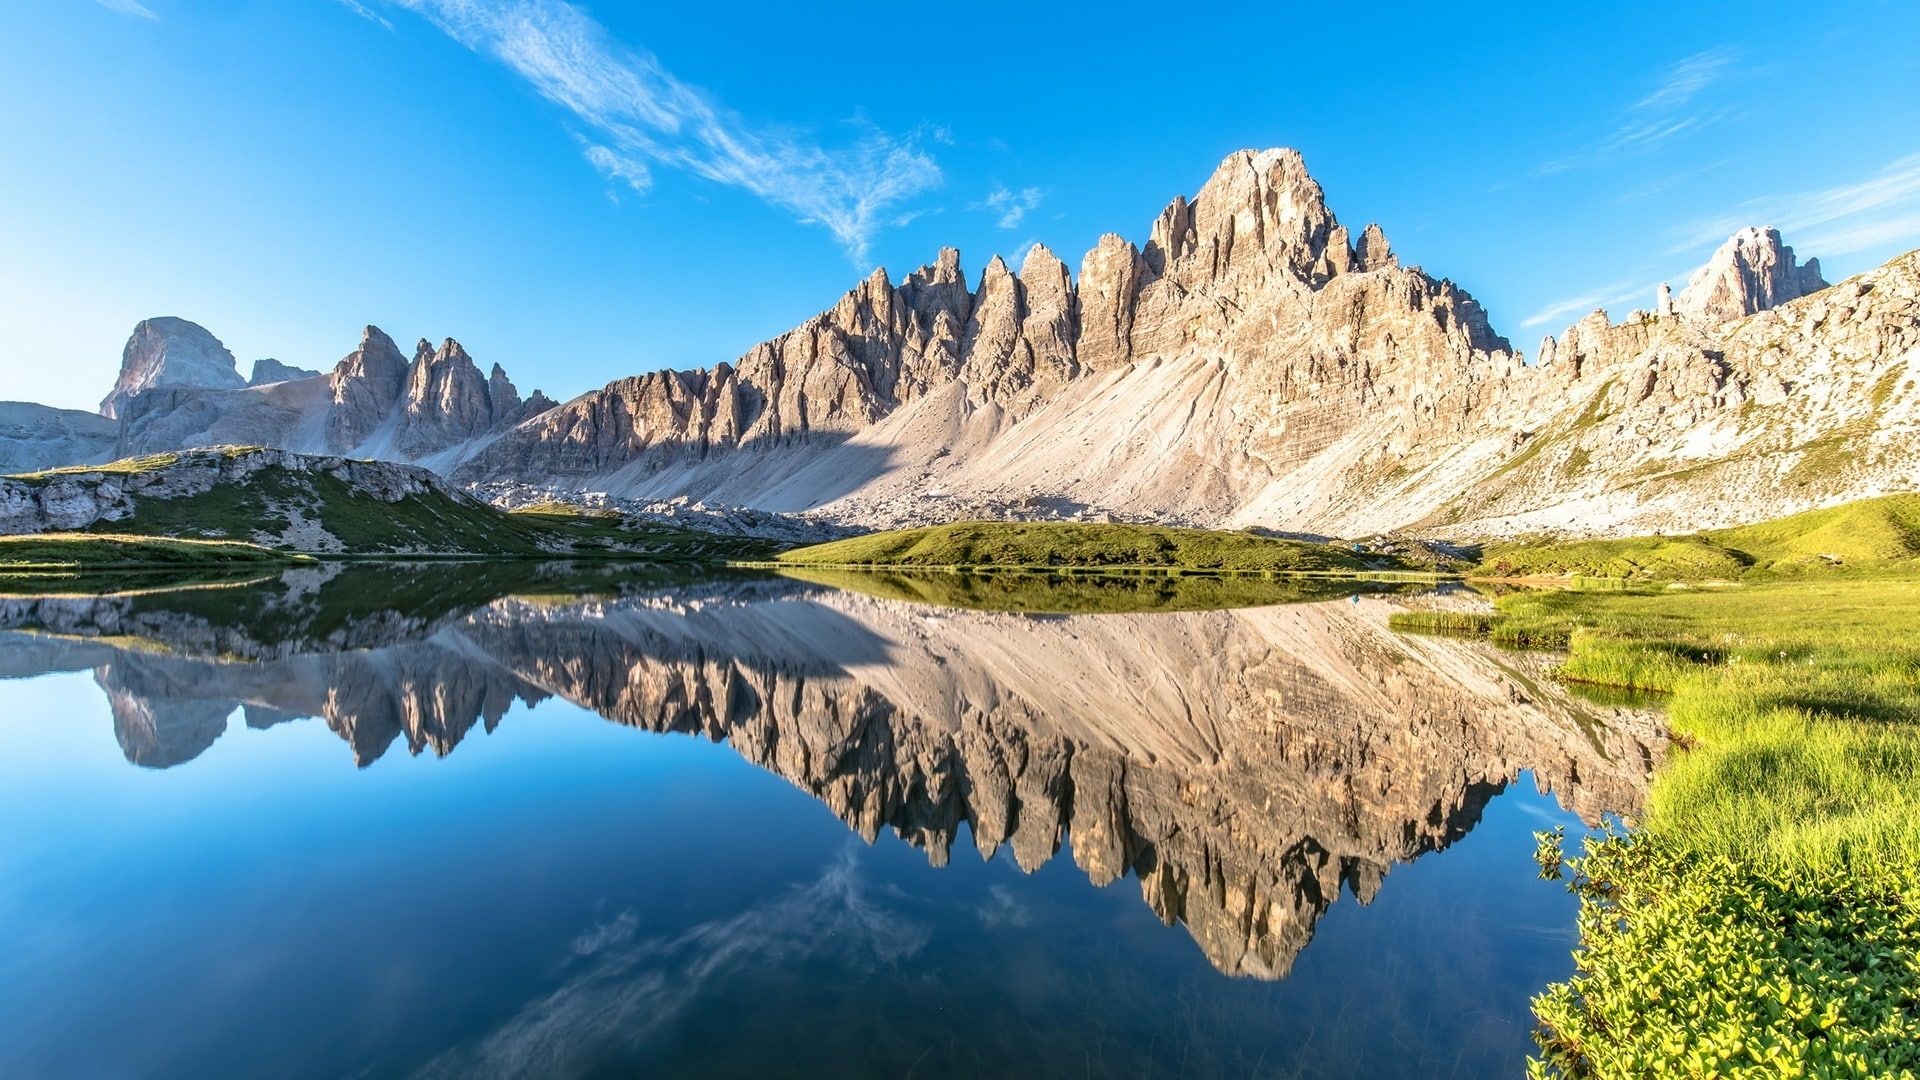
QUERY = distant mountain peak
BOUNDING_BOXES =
[1676,225,1827,324]
[101,316,245,419]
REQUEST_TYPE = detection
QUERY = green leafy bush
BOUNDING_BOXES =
[1531,830,1920,1079]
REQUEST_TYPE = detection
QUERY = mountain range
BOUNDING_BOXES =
[9,148,1916,539]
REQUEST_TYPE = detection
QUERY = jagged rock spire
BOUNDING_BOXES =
[1676,226,1826,325]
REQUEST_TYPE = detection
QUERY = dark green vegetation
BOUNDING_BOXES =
[105,466,558,555]
[1478,494,1920,580]
[5,560,746,654]
[0,533,307,592]
[1393,568,1920,1076]
[779,567,1421,614]
[774,521,1405,574]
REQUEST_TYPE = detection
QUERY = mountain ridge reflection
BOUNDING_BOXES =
[0,563,1660,978]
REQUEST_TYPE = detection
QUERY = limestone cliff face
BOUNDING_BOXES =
[100,317,247,419]
[448,150,1916,538]
[394,338,531,456]
[326,326,412,450]
[0,573,1659,978]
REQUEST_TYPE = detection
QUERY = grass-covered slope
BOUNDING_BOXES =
[774,521,1397,574]
[1478,493,1920,579]
[1393,572,1920,1075]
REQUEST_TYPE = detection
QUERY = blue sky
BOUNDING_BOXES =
[4,1,1918,412]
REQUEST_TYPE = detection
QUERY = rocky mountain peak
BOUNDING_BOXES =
[1355,222,1396,271]
[101,316,246,419]
[1676,225,1827,325]
[248,358,322,386]
[325,325,411,451]
[486,362,523,418]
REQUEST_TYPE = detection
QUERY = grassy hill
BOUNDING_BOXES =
[1477,494,1920,580]
[773,521,1402,574]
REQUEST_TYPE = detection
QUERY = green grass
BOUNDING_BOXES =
[780,566,1419,614]
[1478,493,1920,580]
[1391,573,1920,1074]
[773,521,1397,574]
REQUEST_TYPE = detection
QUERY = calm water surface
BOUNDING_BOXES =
[0,565,1658,1078]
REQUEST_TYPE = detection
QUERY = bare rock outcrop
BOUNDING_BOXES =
[100,317,246,419]
[248,358,321,386]
[0,402,118,475]
[1675,226,1827,325]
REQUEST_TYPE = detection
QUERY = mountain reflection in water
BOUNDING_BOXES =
[0,563,1658,982]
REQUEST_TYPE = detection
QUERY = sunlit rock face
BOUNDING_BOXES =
[0,570,1658,978]
[100,317,247,420]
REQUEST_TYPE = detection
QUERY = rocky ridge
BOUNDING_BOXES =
[0,401,118,475]
[0,446,481,548]
[448,149,1918,538]
[248,358,321,386]
[108,323,554,468]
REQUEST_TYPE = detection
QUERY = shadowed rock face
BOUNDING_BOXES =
[0,571,1658,979]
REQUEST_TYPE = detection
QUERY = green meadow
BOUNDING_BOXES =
[1394,499,1920,1076]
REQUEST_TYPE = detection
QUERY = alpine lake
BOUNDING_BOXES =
[0,560,1662,1078]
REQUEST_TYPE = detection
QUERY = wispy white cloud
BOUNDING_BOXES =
[1671,152,1920,256]
[977,184,1043,229]
[1518,278,1651,329]
[333,0,394,31]
[94,0,159,20]
[381,0,941,262]
[1533,48,1739,177]
[1633,48,1736,111]
[580,141,650,197]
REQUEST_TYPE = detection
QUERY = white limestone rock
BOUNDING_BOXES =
[100,317,247,419]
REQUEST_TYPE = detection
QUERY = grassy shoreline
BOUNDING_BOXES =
[1393,574,1920,1075]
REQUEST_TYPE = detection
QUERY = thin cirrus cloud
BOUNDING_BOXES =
[978,184,1044,230]
[1671,152,1920,258]
[1534,47,1737,177]
[1518,278,1653,330]
[93,0,160,20]
[333,0,395,31]
[378,0,942,263]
